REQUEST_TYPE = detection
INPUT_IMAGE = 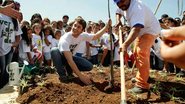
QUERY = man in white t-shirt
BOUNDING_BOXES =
[51,17,111,85]
[114,0,161,93]
[0,13,22,88]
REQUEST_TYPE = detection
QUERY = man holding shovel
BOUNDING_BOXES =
[114,0,161,93]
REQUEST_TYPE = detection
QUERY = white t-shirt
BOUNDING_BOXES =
[43,35,52,53]
[116,0,160,36]
[0,13,22,56]
[60,29,65,36]
[18,39,31,61]
[74,41,86,56]
[58,32,94,55]
[32,33,42,52]
[101,33,114,50]
[82,33,99,56]
[51,38,59,48]
[113,33,120,61]
[90,39,99,56]
[151,37,163,60]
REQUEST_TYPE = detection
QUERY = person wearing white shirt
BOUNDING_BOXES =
[18,26,33,65]
[43,25,53,66]
[87,23,102,65]
[51,17,111,85]
[51,29,61,48]
[0,1,22,88]
[114,0,160,93]
[73,41,86,57]
[57,20,65,36]
[150,37,164,70]
[31,23,43,66]
[100,32,114,67]
[112,26,120,66]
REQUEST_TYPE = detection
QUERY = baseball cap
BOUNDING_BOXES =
[5,0,14,2]
[113,0,121,4]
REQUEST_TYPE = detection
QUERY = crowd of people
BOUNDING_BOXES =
[0,0,185,94]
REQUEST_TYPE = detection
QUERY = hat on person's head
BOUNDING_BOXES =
[113,0,121,4]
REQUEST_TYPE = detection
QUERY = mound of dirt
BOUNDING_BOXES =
[16,67,185,104]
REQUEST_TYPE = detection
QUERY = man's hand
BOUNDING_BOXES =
[0,3,22,21]
[122,43,129,62]
[79,74,92,85]
[121,43,128,54]
[108,18,112,26]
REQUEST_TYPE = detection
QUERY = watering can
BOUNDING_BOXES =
[6,60,29,86]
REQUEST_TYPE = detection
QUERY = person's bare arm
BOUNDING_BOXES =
[86,42,91,59]
[27,52,34,64]
[0,3,22,20]
[63,51,92,85]
[44,36,51,46]
[161,25,185,41]
[100,47,108,65]
[122,27,141,52]
[92,19,111,40]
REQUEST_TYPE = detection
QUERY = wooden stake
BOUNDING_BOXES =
[108,0,114,88]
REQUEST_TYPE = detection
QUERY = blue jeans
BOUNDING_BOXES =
[0,48,14,88]
[89,54,98,65]
[51,47,93,77]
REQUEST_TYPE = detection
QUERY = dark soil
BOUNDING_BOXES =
[16,67,185,104]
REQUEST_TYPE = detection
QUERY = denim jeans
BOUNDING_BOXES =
[89,54,98,65]
[51,47,93,77]
[0,48,14,88]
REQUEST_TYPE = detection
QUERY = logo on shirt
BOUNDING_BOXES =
[0,20,13,43]
[69,44,78,53]
[36,39,42,51]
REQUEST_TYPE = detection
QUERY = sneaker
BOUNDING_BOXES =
[131,77,154,83]
[128,86,149,94]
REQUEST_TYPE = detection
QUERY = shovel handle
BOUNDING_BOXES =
[119,26,127,103]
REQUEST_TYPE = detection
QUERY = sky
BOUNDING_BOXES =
[15,0,185,24]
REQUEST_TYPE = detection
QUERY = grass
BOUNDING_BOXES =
[37,81,46,87]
